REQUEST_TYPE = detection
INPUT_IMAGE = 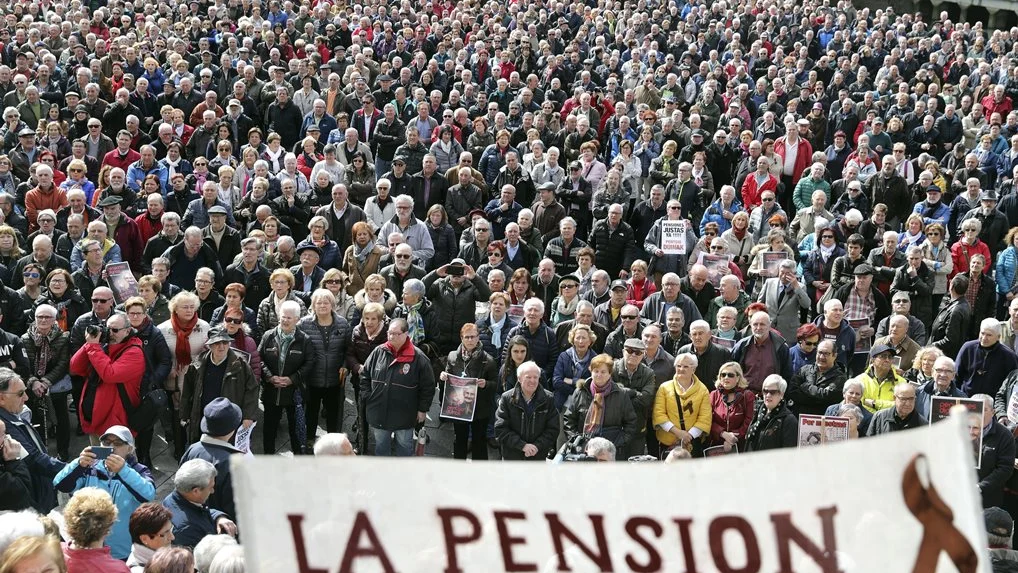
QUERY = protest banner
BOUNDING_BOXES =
[698,252,732,287]
[441,375,479,422]
[797,415,852,447]
[106,262,138,304]
[660,220,687,255]
[848,318,871,354]
[761,251,788,278]
[929,396,985,468]
[232,417,989,573]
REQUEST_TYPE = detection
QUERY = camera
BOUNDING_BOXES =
[552,435,596,463]
[85,325,103,338]
[447,264,464,277]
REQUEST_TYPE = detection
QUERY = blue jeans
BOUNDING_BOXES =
[375,158,391,180]
[372,427,414,456]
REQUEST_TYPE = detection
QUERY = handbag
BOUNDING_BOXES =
[119,385,168,432]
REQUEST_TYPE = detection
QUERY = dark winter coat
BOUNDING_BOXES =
[494,384,559,461]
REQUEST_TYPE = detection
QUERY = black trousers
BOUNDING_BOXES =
[453,418,489,460]
[305,385,345,442]
[263,402,300,454]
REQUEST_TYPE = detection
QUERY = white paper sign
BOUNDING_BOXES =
[231,417,989,573]
[234,421,256,455]
[660,220,687,255]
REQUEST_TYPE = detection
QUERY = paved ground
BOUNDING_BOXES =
[57,392,493,502]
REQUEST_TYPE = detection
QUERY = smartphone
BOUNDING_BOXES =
[91,446,113,461]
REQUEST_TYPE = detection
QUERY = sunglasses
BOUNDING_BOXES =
[705,231,716,237]
[22,272,39,278]
[108,325,129,333]
[225,318,244,324]
[761,198,775,202]
[395,254,412,259]
[719,372,738,378]
[625,347,644,355]
[621,315,639,320]
[324,279,342,285]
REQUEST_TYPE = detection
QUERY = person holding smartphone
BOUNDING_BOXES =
[53,425,156,560]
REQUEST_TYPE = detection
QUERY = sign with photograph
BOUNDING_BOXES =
[233,417,989,573]
[698,253,732,287]
[929,396,985,468]
[848,318,871,354]
[660,220,687,255]
[440,375,479,422]
[106,262,138,304]
[797,415,852,447]
[761,251,788,278]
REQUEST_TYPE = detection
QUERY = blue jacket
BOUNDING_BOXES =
[502,322,560,384]
[552,348,594,411]
[700,198,743,235]
[54,458,156,559]
[915,379,966,420]
[811,316,857,370]
[162,490,227,549]
[126,160,169,194]
[180,436,243,521]
[956,341,1018,397]
[996,246,1018,295]
[0,408,63,513]
[912,200,951,230]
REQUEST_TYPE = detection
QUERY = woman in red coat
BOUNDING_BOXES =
[708,362,755,452]
[69,311,146,437]
[950,219,992,280]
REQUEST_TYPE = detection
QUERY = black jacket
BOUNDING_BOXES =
[258,327,316,407]
[979,419,1016,508]
[443,347,498,421]
[494,384,559,461]
[930,297,971,359]
[562,380,638,459]
[867,406,927,436]
[296,312,352,389]
[0,408,62,512]
[0,456,32,511]
[359,342,436,431]
[586,219,636,279]
[745,402,797,452]
[677,342,731,391]
[422,271,491,353]
[789,364,847,416]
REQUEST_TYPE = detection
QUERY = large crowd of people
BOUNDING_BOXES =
[2,0,1018,568]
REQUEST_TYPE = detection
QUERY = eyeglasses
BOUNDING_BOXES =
[70,168,84,173]
[816,350,833,357]
[0,389,26,397]
[705,231,716,237]
[821,234,835,239]
[91,298,112,303]
[475,228,489,233]
[761,388,781,396]
[395,254,412,259]
[99,438,126,447]
[894,395,916,402]
[668,206,680,210]
[621,315,638,320]
[88,124,101,129]
[324,279,342,285]
[225,318,244,324]
[927,232,941,237]
[761,197,775,202]
[488,251,502,257]
[625,347,644,355]
[800,340,818,348]
[35,315,55,320]
[560,284,576,289]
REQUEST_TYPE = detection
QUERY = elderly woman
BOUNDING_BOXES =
[0,536,67,572]
[950,218,991,280]
[298,289,352,447]
[144,547,195,573]
[431,125,465,172]
[708,362,755,451]
[745,374,797,451]
[23,304,71,460]
[319,269,357,322]
[209,283,260,340]
[345,301,389,451]
[259,299,316,455]
[549,275,582,326]
[257,268,307,334]
[37,268,88,333]
[439,323,498,460]
[476,240,513,282]
[788,323,821,374]
[296,215,340,270]
[562,353,637,459]
[61,487,132,572]
[157,291,210,458]
[802,221,843,306]
[353,272,398,320]
[653,352,711,457]
[494,360,559,461]
[219,306,261,379]
[426,204,458,271]
[625,260,656,310]
[824,378,873,435]
[921,222,952,311]
[903,346,944,387]
[343,221,384,296]
[135,275,170,325]
[54,427,156,560]
[552,324,597,412]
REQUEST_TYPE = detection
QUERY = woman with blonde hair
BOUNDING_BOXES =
[353,272,397,320]
[0,535,66,573]
[903,346,944,387]
[319,269,357,321]
[654,352,711,457]
[157,290,210,458]
[708,362,754,451]
[61,487,128,572]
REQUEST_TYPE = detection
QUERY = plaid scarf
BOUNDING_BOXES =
[30,325,50,378]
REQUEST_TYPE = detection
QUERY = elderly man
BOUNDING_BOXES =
[973,393,1017,508]
[731,311,791,393]
[554,301,609,353]
[594,279,630,332]
[916,356,966,419]
[758,259,809,342]
[179,397,250,521]
[543,217,587,276]
[10,234,70,290]
[0,367,63,513]
[379,242,426,299]
[494,360,560,461]
[314,184,367,254]
[376,194,435,267]
[790,190,835,242]
[642,324,676,385]
[811,299,856,370]
[423,259,491,354]
[859,344,909,413]
[70,220,123,271]
[614,338,659,458]
[587,203,637,279]
[604,304,646,359]
[874,292,929,345]
[642,272,703,328]
[957,318,1018,398]
[360,318,435,457]
[24,164,67,234]
[789,339,846,415]
[201,206,242,273]
[868,231,907,298]
[889,246,934,328]
[706,275,751,331]
[484,184,524,241]
[680,265,717,319]
[313,433,356,456]
[873,314,923,374]
[162,458,238,548]
[503,298,560,382]
[867,382,926,436]
[163,226,223,292]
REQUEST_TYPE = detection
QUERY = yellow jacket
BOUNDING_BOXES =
[858,367,905,414]
[653,375,712,446]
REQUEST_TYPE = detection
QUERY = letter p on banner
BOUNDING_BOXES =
[230,416,989,572]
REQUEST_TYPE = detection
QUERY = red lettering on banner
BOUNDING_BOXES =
[337,511,396,573]
[624,516,663,572]
[771,507,843,573]
[673,518,700,573]
[286,514,328,573]
[545,513,612,571]
[437,508,483,573]
[494,510,537,572]
[709,516,762,573]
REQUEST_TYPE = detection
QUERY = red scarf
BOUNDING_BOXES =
[384,340,415,364]
[171,313,199,368]
[733,226,747,240]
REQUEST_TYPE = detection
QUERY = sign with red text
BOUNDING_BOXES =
[231,417,989,573]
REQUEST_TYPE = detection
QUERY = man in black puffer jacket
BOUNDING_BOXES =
[422,260,490,355]
[586,204,637,279]
[494,361,559,461]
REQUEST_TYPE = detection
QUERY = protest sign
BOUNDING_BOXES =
[929,396,985,468]
[798,415,852,447]
[848,318,871,354]
[232,417,989,573]
[698,252,732,287]
[441,376,479,422]
[660,220,687,255]
[761,251,788,278]
[106,262,138,304]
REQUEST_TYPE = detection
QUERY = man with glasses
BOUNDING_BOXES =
[788,339,846,416]
[604,304,646,359]
[747,190,786,243]
[380,243,426,301]
[376,195,435,268]
[956,318,1018,398]
[0,367,63,512]
[360,317,435,457]
[82,118,116,166]
[867,380,924,436]
[915,356,965,420]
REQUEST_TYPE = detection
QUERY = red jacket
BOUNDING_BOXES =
[949,239,992,280]
[981,94,1013,121]
[626,277,657,309]
[101,148,141,171]
[133,211,162,245]
[773,136,812,184]
[70,337,145,436]
[709,388,755,447]
[739,171,779,211]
